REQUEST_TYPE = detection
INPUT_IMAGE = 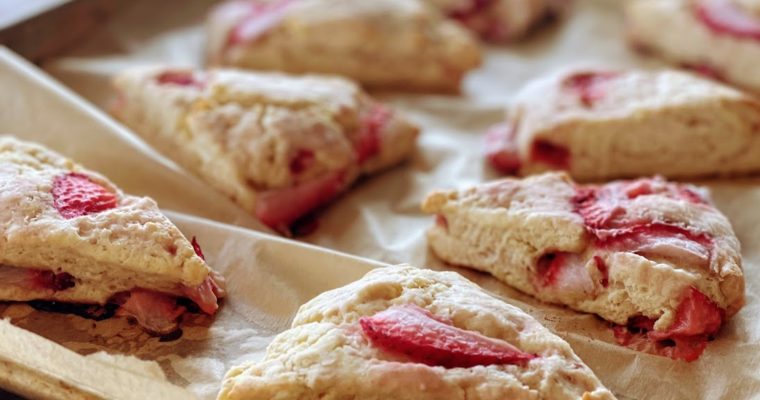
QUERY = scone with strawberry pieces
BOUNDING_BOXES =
[422,172,744,361]
[113,66,418,235]
[485,67,760,180]
[0,136,225,334]
[626,0,760,93]
[206,0,481,92]
[218,265,616,400]
[426,0,557,42]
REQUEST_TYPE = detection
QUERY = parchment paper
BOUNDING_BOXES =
[3,0,759,398]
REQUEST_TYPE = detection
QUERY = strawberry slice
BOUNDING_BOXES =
[0,266,76,291]
[289,149,316,175]
[535,252,595,295]
[484,123,521,174]
[613,287,723,362]
[116,289,186,335]
[360,305,536,368]
[182,275,223,315]
[254,170,346,232]
[156,71,205,88]
[695,0,760,41]
[530,139,570,170]
[562,72,620,107]
[446,0,508,42]
[650,287,723,339]
[227,0,294,46]
[52,173,118,219]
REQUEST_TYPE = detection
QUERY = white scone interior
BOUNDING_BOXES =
[218,265,616,400]
[113,66,419,234]
[423,172,744,361]
[0,136,225,333]
[205,0,482,91]
[485,67,760,180]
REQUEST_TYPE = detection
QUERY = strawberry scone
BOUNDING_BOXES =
[426,0,556,42]
[422,172,744,361]
[626,0,760,94]
[218,265,616,400]
[113,66,418,234]
[0,136,225,334]
[485,68,760,180]
[206,0,481,92]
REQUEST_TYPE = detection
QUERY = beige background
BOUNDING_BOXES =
[0,0,757,398]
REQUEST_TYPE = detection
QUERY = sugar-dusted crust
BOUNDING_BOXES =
[426,0,554,41]
[219,265,615,400]
[0,136,216,304]
[492,68,760,180]
[206,0,482,92]
[422,172,744,331]
[113,67,418,231]
[626,0,760,94]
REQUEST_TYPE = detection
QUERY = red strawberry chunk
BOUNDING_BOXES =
[0,266,77,292]
[650,287,723,339]
[182,275,222,315]
[613,287,723,362]
[571,178,713,268]
[156,71,204,88]
[289,149,316,175]
[593,255,609,287]
[227,0,294,46]
[484,123,521,174]
[447,0,508,42]
[695,0,760,41]
[562,72,620,107]
[355,104,392,165]
[535,253,566,287]
[191,236,206,260]
[52,173,118,219]
[530,139,570,170]
[255,170,346,233]
[116,289,186,334]
[360,305,536,368]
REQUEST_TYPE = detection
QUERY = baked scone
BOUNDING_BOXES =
[206,0,482,92]
[426,0,555,41]
[0,136,225,334]
[422,172,744,361]
[218,265,616,400]
[626,0,760,94]
[485,67,760,180]
[113,66,419,234]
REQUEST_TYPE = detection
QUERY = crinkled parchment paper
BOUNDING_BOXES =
[0,0,758,398]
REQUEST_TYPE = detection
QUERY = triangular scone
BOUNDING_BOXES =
[423,172,744,361]
[114,66,419,234]
[627,0,760,94]
[218,265,616,400]
[484,68,760,180]
[427,0,555,41]
[206,0,482,92]
[0,137,225,334]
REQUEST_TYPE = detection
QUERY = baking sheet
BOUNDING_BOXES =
[8,0,760,398]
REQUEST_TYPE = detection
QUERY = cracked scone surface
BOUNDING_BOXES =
[423,172,743,360]
[113,66,418,232]
[485,67,760,180]
[206,0,481,91]
[626,0,760,94]
[219,265,616,400]
[0,136,220,304]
